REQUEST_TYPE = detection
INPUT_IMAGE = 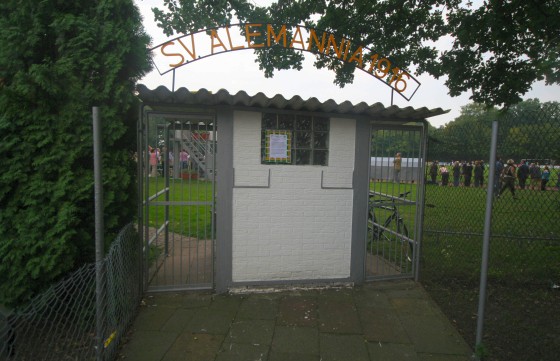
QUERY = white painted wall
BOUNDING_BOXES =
[232,110,356,282]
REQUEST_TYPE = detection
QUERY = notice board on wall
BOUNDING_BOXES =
[265,130,291,163]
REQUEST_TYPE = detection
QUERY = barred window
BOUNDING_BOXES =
[261,113,329,165]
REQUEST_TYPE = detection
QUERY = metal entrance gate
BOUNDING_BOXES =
[366,124,426,280]
[139,110,216,291]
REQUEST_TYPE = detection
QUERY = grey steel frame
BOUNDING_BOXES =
[366,122,427,281]
[139,108,216,292]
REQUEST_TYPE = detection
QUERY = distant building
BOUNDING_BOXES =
[370,157,420,183]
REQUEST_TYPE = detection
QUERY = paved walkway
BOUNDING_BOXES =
[118,280,472,361]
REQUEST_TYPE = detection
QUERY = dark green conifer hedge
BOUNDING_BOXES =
[0,0,152,307]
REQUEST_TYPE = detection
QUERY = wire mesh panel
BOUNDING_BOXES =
[366,125,425,280]
[421,102,560,361]
[422,102,560,285]
[0,224,141,361]
[142,112,216,292]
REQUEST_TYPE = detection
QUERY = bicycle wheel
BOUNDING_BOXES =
[397,221,411,263]
[367,212,381,253]
[381,215,411,266]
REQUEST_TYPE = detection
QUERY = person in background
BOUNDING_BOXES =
[517,159,529,189]
[452,161,461,187]
[393,152,402,183]
[429,161,439,185]
[440,164,449,186]
[463,161,473,187]
[498,159,517,199]
[494,157,504,195]
[541,166,550,191]
[149,148,158,177]
[168,150,174,176]
[180,149,190,170]
[529,163,541,190]
[474,160,484,187]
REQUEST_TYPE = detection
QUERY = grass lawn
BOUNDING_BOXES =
[143,177,214,239]
[369,180,420,235]
[422,183,560,284]
[142,177,560,284]
[421,183,560,361]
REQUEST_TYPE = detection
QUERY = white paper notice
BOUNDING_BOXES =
[269,133,288,159]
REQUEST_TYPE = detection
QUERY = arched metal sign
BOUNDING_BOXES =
[150,23,421,101]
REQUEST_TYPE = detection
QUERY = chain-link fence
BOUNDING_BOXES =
[0,223,142,361]
[421,101,560,360]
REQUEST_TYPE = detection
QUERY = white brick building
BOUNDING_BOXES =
[137,85,446,292]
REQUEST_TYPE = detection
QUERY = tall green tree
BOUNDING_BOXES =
[0,0,152,307]
[152,0,559,108]
[428,103,499,161]
[428,100,559,162]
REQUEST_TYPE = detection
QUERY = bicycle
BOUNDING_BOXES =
[367,190,414,264]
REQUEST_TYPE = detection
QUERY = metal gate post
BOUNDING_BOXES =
[414,121,429,281]
[475,119,499,359]
[143,113,150,291]
[93,106,105,361]
[164,123,170,256]
[137,104,145,293]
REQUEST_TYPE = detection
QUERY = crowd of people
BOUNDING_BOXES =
[427,159,559,194]
[147,146,191,177]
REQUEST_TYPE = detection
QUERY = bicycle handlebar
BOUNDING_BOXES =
[368,190,415,207]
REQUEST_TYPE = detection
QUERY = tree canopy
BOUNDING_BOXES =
[152,0,559,107]
[0,0,152,307]
[428,99,560,162]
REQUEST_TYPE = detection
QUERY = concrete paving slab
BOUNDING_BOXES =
[390,297,440,317]
[319,334,369,361]
[277,295,317,327]
[367,341,420,360]
[417,353,472,361]
[384,286,433,300]
[118,281,473,361]
[226,319,275,345]
[359,307,411,344]
[268,351,320,361]
[178,293,214,308]
[317,287,354,300]
[271,326,319,355]
[162,332,224,361]
[237,294,280,320]
[144,292,212,309]
[399,314,472,355]
[208,293,244,314]
[354,287,394,310]
[132,306,177,331]
[317,292,362,334]
[184,308,235,334]
[161,308,196,333]
[215,343,269,361]
[119,330,178,361]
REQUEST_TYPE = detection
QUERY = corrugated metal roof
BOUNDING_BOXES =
[136,84,449,121]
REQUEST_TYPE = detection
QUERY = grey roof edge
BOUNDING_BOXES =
[136,84,449,120]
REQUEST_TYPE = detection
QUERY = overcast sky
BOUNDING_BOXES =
[135,0,560,128]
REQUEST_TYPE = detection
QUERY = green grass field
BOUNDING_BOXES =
[142,177,559,284]
[144,178,214,239]
[421,183,560,361]
[368,179,560,284]
[422,183,560,284]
